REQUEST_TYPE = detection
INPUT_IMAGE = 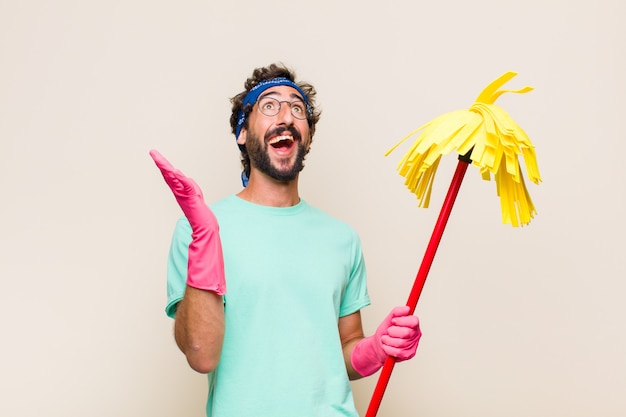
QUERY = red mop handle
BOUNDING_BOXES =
[365,155,472,417]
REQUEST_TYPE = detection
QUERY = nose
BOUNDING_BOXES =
[275,102,295,125]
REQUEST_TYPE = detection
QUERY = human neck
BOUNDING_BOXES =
[236,173,300,207]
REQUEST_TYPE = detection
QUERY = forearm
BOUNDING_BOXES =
[174,285,225,374]
[338,312,366,380]
[342,338,365,380]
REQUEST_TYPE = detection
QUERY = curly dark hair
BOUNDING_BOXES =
[229,63,322,181]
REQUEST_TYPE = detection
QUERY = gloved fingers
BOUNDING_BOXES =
[383,309,420,336]
[150,149,179,175]
[150,149,201,198]
[376,306,410,335]
[381,330,420,360]
[386,324,420,340]
[381,311,421,362]
[381,343,417,361]
[381,332,420,348]
[391,314,419,328]
[389,305,411,318]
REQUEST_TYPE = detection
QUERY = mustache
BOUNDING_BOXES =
[264,126,301,142]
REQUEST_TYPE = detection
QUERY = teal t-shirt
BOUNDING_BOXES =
[166,195,371,417]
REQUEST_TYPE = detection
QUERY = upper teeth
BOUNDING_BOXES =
[269,135,294,145]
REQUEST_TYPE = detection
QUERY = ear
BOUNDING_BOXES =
[236,128,247,145]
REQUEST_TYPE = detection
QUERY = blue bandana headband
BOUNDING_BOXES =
[235,77,311,139]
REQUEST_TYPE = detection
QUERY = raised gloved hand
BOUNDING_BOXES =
[351,306,421,377]
[150,149,226,295]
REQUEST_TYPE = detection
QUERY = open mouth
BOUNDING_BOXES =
[268,134,295,149]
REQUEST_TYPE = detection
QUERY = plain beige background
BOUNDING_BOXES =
[1,0,624,416]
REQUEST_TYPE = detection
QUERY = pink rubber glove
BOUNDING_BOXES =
[351,306,421,377]
[150,149,226,295]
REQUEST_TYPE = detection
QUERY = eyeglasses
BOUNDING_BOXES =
[257,96,308,120]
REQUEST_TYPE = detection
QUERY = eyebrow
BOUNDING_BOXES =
[258,90,305,102]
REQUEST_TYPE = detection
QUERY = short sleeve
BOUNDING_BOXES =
[165,216,192,318]
[339,232,371,317]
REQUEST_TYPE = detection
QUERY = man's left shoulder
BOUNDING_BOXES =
[304,203,359,235]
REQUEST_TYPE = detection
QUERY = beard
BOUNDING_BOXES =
[246,127,310,182]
